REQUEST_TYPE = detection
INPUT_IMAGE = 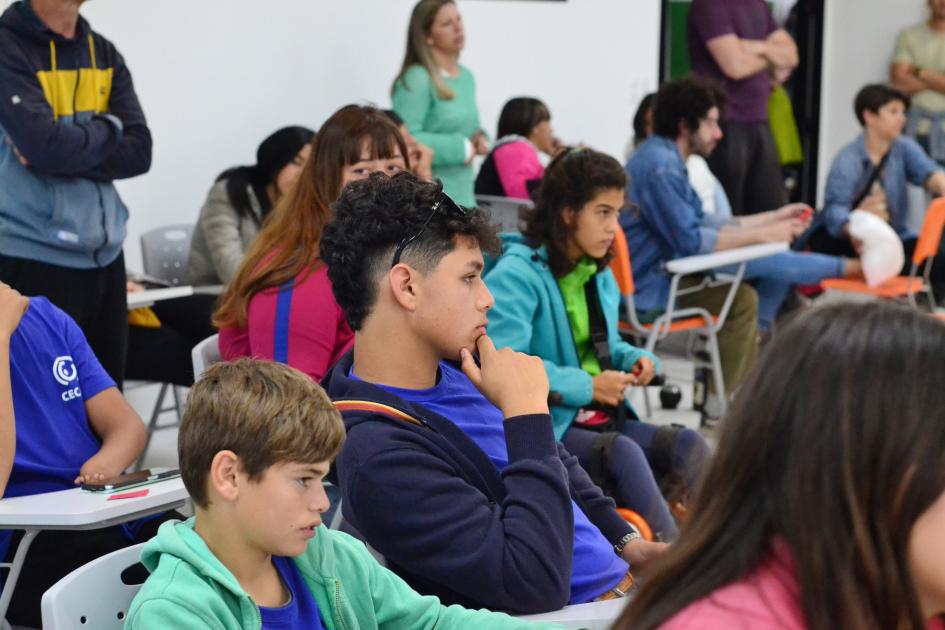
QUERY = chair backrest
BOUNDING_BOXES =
[913,198,945,266]
[140,224,195,285]
[608,227,636,297]
[41,543,146,629]
[191,333,221,381]
[475,195,533,234]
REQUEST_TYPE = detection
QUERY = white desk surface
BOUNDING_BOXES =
[517,597,627,629]
[0,478,188,530]
[127,286,193,310]
[665,242,788,275]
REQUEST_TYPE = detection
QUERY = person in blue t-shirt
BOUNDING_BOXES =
[0,282,170,628]
[321,172,668,615]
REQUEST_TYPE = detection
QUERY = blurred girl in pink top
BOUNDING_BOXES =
[616,301,945,630]
[475,97,562,201]
[214,105,410,381]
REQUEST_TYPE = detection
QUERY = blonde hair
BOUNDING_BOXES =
[178,359,345,508]
[392,0,456,100]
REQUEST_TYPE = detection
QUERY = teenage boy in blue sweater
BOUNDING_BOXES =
[320,172,666,615]
[0,282,159,627]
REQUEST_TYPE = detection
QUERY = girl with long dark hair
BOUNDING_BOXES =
[485,148,710,542]
[188,126,314,285]
[617,302,945,630]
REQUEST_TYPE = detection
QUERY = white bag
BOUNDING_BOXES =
[848,209,904,287]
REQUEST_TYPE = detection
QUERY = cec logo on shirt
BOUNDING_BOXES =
[53,355,82,401]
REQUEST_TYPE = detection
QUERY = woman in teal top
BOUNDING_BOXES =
[391,0,487,207]
[486,149,711,541]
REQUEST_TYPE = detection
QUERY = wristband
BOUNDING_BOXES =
[613,530,641,555]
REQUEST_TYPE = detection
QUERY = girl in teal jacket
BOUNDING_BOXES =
[391,0,487,206]
[486,149,710,542]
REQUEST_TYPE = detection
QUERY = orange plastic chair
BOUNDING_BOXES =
[609,229,726,416]
[820,198,945,308]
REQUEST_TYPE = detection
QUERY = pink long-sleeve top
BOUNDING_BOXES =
[493,139,545,200]
[662,539,945,630]
[219,264,353,382]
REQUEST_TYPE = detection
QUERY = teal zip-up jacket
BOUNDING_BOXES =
[126,518,563,630]
[485,236,659,440]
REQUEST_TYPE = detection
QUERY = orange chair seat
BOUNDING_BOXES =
[820,276,923,299]
[619,315,718,334]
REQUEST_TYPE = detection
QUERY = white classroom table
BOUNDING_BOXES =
[126,285,193,310]
[0,477,188,625]
[517,597,628,629]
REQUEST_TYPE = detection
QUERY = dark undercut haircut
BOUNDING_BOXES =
[854,84,909,126]
[652,76,727,139]
[321,172,500,331]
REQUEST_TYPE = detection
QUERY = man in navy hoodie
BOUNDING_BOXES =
[320,172,666,615]
[0,0,152,385]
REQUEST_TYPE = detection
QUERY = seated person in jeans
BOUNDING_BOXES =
[632,91,862,332]
[320,172,666,615]
[818,84,945,284]
[0,282,168,628]
[485,148,709,542]
[127,359,555,629]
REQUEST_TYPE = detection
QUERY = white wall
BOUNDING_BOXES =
[65,0,661,270]
[817,0,927,205]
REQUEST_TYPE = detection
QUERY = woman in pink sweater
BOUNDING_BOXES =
[615,302,945,630]
[214,105,410,381]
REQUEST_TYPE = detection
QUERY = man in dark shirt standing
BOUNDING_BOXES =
[688,0,797,215]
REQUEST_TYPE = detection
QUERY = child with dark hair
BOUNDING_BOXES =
[321,172,666,615]
[475,96,560,200]
[616,302,945,630]
[188,126,315,286]
[485,148,709,542]
[127,359,553,629]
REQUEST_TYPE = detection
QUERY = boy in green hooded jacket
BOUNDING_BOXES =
[125,358,561,630]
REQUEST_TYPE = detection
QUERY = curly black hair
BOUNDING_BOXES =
[321,172,500,331]
[652,76,727,139]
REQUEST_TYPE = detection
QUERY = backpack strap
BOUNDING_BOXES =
[585,278,628,429]
[333,399,425,428]
[273,279,295,364]
[584,278,614,371]
[586,431,621,500]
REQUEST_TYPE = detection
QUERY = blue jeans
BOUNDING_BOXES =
[721,251,844,330]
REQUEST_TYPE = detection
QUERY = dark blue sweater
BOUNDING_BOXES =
[323,350,633,614]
